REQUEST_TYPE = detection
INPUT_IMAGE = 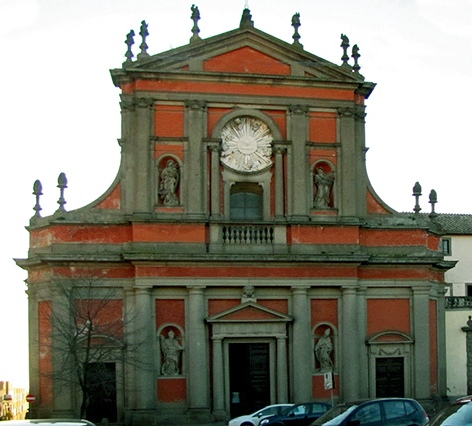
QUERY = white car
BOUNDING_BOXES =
[228,404,293,426]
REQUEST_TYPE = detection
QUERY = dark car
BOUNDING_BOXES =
[428,400,472,425]
[259,402,331,426]
[310,398,428,426]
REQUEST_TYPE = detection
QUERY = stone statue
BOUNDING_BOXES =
[242,285,256,301]
[315,328,333,371]
[160,330,183,376]
[314,167,334,209]
[159,160,180,205]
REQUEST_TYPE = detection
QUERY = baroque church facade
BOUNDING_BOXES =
[17,7,454,425]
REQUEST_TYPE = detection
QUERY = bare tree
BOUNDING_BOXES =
[41,276,140,421]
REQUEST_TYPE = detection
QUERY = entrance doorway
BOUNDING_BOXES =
[375,357,404,397]
[85,362,117,423]
[229,343,270,417]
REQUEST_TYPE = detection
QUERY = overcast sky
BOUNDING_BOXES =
[1,0,471,389]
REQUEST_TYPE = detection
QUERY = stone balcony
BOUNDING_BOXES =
[446,297,472,310]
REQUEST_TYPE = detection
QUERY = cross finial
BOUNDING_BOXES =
[123,29,135,66]
[340,34,350,67]
[429,189,438,218]
[56,172,68,213]
[32,179,43,220]
[137,20,150,59]
[352,44,361,74]
[412,181,422,213]
[190,5,202,43]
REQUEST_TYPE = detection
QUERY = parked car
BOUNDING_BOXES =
[428,400,472,425]
[1,421,95,426]
[311,398,428,426]
[229,404,294,426]
[259,402,331,426]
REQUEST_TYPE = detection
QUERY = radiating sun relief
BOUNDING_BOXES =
[220,116,273,172]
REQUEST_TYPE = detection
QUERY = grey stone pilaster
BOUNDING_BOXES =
[338,108,357,217]
[27,288,40,417]
[461,317,472,394]
[277,336,289,402]
[132,98,154,213]
[134,287,155,410]
[187,286,210,409]
[437,287,447,396]
[291,286,312,402]
[341,286,360,401]
[274,146,285,218]
[354,105,367,217]
[209,143,221,218]
[119,95,134,214]
[413,286,431,399]
[288,105,309,220]
[185,100,207,218]
[357,286,369,398]
[51,287,74,417]
[124,288,137,409]
[212,337,225,418]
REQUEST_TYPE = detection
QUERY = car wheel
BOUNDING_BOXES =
[241,422,254,426]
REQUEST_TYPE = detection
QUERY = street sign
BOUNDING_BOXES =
[324,372,334,390]
[26,394,36,404]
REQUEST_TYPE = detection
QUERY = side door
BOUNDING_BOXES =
[282,404,312,426]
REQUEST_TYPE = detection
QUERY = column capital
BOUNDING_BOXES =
[289,104,309,115]
[185,99,207,110]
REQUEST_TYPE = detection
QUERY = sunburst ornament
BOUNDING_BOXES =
[220,117,273,172]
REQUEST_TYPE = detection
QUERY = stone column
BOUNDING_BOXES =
[209,143,221,218]
[412,286,431,399]
[187,286,210,410]
[274,146,285,219]
[288,105,309,220]
[134,287,155,410]
[461,317,472,394]
[212,337,225,418]
[291,286,312,402]
[277,336,289,402]
[185,100,207,218]
[124,288,137,409]
[341,285,360,401]
[353,105,367,217]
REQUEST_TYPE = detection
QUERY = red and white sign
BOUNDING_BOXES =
[26,394,36,404]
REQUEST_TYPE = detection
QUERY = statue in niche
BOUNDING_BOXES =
[159,159,180,206]
[314,167,334,209]
[315,328,333,372]
[160,329,183,376]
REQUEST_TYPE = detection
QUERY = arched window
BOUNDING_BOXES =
[230,183,262,220]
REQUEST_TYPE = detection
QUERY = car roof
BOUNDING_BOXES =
[1,420,95,426]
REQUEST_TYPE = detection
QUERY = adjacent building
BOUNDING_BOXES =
[16,7,454,425]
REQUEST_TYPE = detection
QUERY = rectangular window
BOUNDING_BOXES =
[466,284,472,297]
[442,238,451,255]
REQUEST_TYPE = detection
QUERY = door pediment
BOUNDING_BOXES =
[207,301,292,338]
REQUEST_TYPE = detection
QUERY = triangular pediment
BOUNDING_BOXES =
[206,301,292,323]
[118,26,364,83]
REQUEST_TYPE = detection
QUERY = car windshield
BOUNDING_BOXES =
[429,402,472,426]
[312,405,357,425]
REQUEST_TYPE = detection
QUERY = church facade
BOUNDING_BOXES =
[17,7,453,425]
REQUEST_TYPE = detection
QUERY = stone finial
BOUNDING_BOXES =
[429,189,438,218]
[291,13,303,49]
[340,34,350,67]
[190,5,202,43]
[468,316,472,328]
[56,172,68,213]
[351,44,361,74]
[137,20,150,60]
[413,181,422,213]
[240,8,254,28]
[123,29,135,65]
[32,179,43,219]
